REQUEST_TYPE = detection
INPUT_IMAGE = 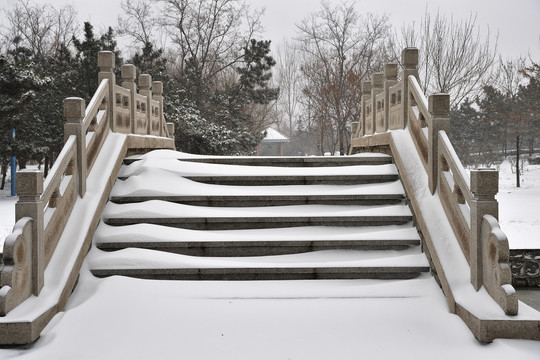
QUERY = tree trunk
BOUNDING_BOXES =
[18,157,27,170]
[0,162,6,190]
[44,156,49,178]
[338,126,344,155]
[516,135,520,188]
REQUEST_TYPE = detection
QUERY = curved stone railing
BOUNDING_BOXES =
[350,47,519,322]
[0,51,175,343]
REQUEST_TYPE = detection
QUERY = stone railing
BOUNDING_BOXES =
[511,249,540,287]
[0,51,175,318]
[350,47,517,316]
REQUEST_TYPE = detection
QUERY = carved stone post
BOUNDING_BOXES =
[139,74,152,135]
[351,122,358,139]
[470,169,499,290]
[64,97,87,197]
[121,64,137,134]
[166,122,175,139]
[371,73,384,134]
[361,81,372,137]
[98,51,116,132]
[384,63,398,132]
[15,170,44,295]
[152,81,164,137]
[428,93,450,194]
[401,48,419,129]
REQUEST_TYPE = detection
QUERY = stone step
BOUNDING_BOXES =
[89,249,430,281]
[109,193,405,206]
[179,174,400,186]
[123,154,393,167]
[102,202,414,230]
[117,158,399,186]
[104,215,413,230]
[95,223,421,256]
[117,174,399,185]
[96,238,420,256]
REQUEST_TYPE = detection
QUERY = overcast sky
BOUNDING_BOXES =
[2,0,539,60]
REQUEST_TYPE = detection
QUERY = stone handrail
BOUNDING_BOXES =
[0,51,175,322]
[350,47,517,316]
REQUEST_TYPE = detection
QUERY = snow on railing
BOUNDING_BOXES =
[0,51,175,318]
[350,47,517,315]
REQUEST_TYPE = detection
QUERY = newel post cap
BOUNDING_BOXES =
[121,64,136,81]
[428,93,450,117]
[471,169,499,197]
[64,97,86,123]
[402,47,419,69]
[15,169,43,197]
[139,74,152,89]
[98,51,115,71]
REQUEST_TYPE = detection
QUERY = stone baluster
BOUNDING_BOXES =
[428,93,450,194]
[167,123,175,139]
[351,122,358,139]
[470,169,499,291]
[401,47,419,129]
[64,98,87,197]
[371,73,384,135]
[139,74,152,135]
[152,81,164,137]
[384,63,398,132]
[15,170,44,295]
[360,81,372,137]
[121,64,137,134]
[98,51,116,132]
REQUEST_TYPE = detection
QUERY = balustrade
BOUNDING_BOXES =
[0,51,175,318]
[351,47,516,315]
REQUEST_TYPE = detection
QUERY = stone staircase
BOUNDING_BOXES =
[89,152,430,282]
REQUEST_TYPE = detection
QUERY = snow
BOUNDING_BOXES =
[0,142,540,357]
[118,157,399,178]
[497,159,540,249]
[112,168,405,197]
[0,191,16,252]
[125,149,392,160]
[3,271,540,360]
[261,127,289,143]
[94,223,420,244]
[89,248,428,269]
[103,201,412,219]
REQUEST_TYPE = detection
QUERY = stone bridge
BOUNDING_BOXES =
[0,49,539,345]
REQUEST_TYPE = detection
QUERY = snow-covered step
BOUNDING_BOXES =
[124,152,393,167]
[91,151,430,284]
[110,171,406,206]
[95,224,421,256]
[117,158,399,185]
[89,249,430,281]
[111,193,404,206]
[182,174,399,186]
[102,202,414,230]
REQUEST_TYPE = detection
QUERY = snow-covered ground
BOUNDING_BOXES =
[0,157,539,359]
[497,159,540,249]
[0,175,17,252]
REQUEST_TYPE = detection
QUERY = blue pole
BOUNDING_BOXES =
[10,128,15,196]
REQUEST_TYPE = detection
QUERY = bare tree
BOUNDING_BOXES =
[295,1,391,154]
[118,0,157,47]
[2,0,77,59]
[155,0,263,82]
[274,39,301,136]
[396,9,498,108]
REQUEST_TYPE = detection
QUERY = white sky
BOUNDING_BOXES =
[1,0,539,60]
